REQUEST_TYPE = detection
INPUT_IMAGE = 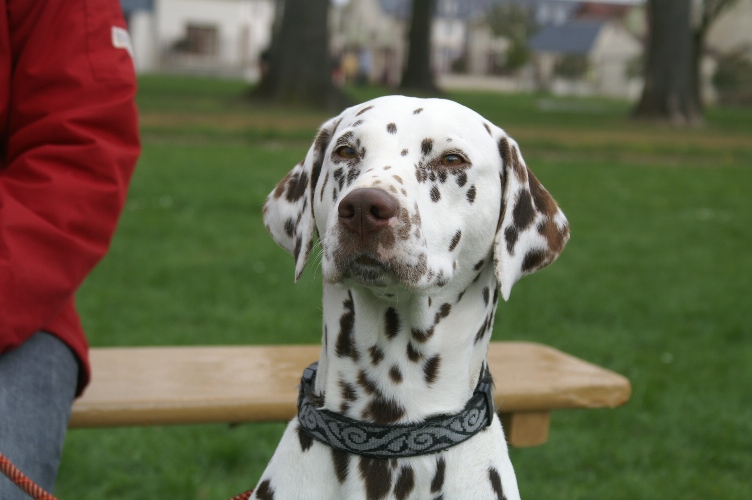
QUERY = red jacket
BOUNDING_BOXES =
[0,0,140,395]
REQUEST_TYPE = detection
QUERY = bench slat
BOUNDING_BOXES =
[70,342,630,447]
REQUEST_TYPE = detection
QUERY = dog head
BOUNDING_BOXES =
[263,96,569,300]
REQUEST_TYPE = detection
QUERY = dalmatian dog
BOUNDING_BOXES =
[256,96,569,500]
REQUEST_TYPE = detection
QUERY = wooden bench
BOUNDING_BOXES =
[69,342,630,447]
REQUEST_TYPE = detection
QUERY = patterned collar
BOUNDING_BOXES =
[297,361,495,458]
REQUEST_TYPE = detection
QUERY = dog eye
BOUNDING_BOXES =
[335,146,359,159]
[441,153,467,166]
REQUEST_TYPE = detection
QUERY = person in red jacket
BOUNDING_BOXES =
[0,0,140,496]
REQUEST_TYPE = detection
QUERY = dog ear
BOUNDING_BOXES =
[263,117,339,280]
[493,133,570,301]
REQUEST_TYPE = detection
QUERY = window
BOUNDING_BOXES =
[185,24,219,56]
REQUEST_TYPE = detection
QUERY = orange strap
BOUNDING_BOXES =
[1,451,254,500]
[0,453,57,500]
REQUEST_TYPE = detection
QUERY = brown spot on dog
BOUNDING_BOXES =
[538,219,569,256]
[511,145,527,184]
[320,171,330,202]
[255,479,275,500]
[483,287,490,306]
[357,105,374,116]
[431,457,446,493]
[293,236,302,261]
[394,465,415,500]
[424,355,441,384]
[430,186,441,202]
[484,123,493,135]
[387,123,397,134]
[389,365,403,384]
[522,248,548,273]
[311,134,331,198]
[335,292,358,361]
[360,457,392,500]
[369,345,385,365]
[448,230,461,252]
[466,185,477,204]
[393,175,404,184]
[504,226,519,254]
[273,169,294,199]
[340,380,358,402]
[489,467,507,500]
[363,396,406,424]
[314,128,332,153]
[436,303,451,321]
[285,171,308,203]
[385,308,401,340]
[412,327,434,343]
[332,448,350,484]
[456,171,467,187]
[513,189,536,232]
[498,137,512,171]
[401,149,409,156]
[474,315,489,345]
[407,342,422,362]
[296,422,313,452]
[358,370,379,395]
[421,138,434,156]
[284,218,295,238]
[413,108,423,114]
[528,170,557,215]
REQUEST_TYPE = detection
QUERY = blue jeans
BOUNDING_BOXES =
[0,332,78,499]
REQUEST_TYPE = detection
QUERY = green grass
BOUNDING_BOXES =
[56,74,752,499]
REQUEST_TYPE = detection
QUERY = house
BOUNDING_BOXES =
[706,0,752,59]
[332,0,507,83]
[121,0,275,79]
[528,19,642,97]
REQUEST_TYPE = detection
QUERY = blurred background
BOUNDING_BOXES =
[119,0,752,115]
[58,1,751,498]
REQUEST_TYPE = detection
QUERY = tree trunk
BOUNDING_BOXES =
[251,0,349,110]
[399,0,440,94]
[633,0,700,125]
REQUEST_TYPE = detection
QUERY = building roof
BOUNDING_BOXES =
[379,0,497,21]
[528,20,605,55]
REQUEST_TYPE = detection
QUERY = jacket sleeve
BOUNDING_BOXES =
[0,0,140,348]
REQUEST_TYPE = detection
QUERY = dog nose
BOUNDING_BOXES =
[338,188,399,235]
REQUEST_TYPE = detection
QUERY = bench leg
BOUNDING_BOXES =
[500,411,550,448]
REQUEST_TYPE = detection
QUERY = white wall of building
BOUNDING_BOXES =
[150,0,274,79]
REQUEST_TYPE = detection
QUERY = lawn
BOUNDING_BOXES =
[56,75,752,499]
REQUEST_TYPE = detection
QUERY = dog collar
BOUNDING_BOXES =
[297,361,495,458]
